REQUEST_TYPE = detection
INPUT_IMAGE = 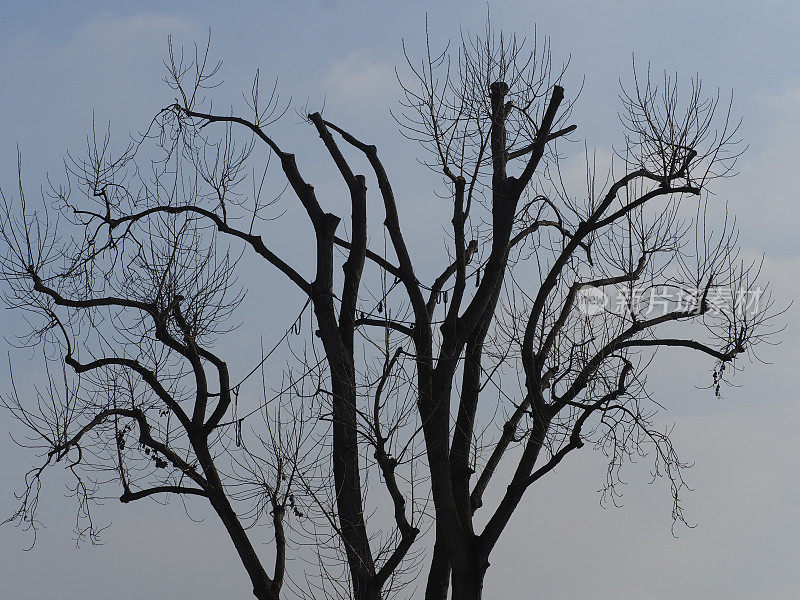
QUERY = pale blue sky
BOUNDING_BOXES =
[1,2,799,599]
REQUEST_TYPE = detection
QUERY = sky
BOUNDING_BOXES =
[0,1,799,599]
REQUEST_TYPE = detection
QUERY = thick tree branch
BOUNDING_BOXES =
[119,485,209,503]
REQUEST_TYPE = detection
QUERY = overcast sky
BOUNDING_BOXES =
[1,2,799,599]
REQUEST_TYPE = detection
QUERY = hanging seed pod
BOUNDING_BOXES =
[377,300,383,313]
[443,290,448,303]
[476,268,481,287]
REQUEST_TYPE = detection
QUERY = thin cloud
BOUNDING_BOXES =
[321,49,395,102]
[69,12,198,47]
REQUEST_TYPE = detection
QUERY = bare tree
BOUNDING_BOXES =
[1,23,781,600]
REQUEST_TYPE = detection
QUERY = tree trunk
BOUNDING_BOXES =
[450,553,488,600]
[425,538,451,600]
[186,435,277,600]
[200,460,279,600]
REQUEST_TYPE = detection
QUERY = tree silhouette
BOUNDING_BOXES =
[0,24,780,600]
